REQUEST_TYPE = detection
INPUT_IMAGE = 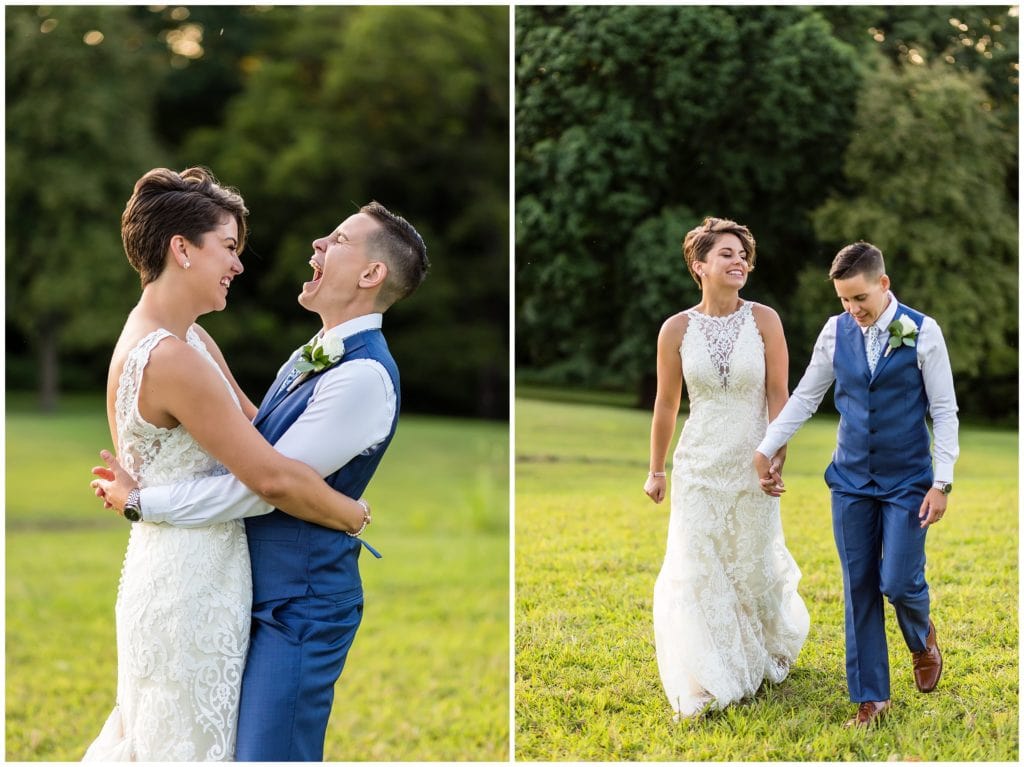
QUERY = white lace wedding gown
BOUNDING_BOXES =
[84,328,252,761]
[653,302,809,718]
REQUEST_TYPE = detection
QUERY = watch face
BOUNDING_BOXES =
[124,507,141,522]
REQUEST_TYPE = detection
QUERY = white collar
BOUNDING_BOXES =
[863,291,899,334]
[315,313,383,344]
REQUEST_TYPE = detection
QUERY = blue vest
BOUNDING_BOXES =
[828,305,932,491]
[246,328,400,603]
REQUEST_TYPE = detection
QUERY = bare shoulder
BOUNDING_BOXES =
[749,301,785,332]
[748,301,781,325]
[145,332,216,387]
[660,310,690,344]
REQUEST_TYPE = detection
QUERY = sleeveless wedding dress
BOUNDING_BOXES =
[84,328,252,761]
[653,302,809,718]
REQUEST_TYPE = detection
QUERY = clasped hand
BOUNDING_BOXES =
[753,450,786,497]
[90,450,138,517]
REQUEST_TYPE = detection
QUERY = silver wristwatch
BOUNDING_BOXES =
[123,487,142,522]
[932,481,952,495]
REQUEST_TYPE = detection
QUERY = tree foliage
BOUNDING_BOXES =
[515,6,1017,421]
[516,6,862,393]
[6,6,508,417]
[811,55,1017,416]
[6,6,165,409]
[182,6,509,416]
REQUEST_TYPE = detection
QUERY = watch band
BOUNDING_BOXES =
[123,487,142,522]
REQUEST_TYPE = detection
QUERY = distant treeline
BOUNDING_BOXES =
[516,6,1018,422]
[7,6,509,418]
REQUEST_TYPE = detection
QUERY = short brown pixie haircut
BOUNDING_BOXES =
[828,241,885,281]
[360,200,429,308]
[682,216,756,286]
[121,167,248,286]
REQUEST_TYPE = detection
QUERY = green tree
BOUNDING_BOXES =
[6,6,164,410]
[820,5,1018,201]
[184,6,509,416]
[822,6,1018,122]
[515,6,862,398]
[138,5,277,149]
[6,6,508,418]
[810,55,1017,419]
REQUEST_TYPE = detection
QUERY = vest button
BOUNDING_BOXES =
[869,449,876,454]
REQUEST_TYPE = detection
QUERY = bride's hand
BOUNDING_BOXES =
[763,459,786,497]
[754,450,785,497]
[90,450,137,515]
[644,473,667,504]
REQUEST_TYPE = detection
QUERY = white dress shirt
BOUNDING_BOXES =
[141,313,397,526]
[756,293,959,482]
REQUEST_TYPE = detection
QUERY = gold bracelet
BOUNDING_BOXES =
[347,498,371,537]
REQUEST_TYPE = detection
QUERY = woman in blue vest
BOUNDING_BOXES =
[644,216,810,720]
[755,241,958,728]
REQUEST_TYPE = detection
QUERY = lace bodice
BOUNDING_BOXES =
[114,327,239,487]
[682,301,764,397]
[685,302,756,390]
[675,302,767,493]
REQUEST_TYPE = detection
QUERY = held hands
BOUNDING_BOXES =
[644,472,667,504]
[918,488,948,528]
[754,450,786,497]
[90,450,137,517]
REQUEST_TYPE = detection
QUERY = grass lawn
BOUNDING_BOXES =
[515,396,1018,761]
[6,394,509,761]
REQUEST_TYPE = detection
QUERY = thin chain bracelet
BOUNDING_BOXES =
[347,499,371,537]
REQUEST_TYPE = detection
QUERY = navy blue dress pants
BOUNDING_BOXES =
[235,590,364,761]
[830,478,931,702]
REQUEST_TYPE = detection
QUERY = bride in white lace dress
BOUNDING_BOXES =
[644,217,809,719]
[84,167,369,761]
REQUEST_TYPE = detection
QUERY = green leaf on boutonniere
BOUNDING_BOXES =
[295,335,346,375]
[904,338,916,347]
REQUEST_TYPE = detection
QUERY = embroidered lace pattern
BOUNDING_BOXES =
[653,302,810,717]
[84,327,252,762]
[685,302,748,389]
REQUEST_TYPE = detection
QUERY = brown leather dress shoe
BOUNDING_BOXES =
[843,700,891,728]
[912,619,943,692]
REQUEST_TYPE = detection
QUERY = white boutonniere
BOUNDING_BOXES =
[884,314,918,357]
[288,335,345,390]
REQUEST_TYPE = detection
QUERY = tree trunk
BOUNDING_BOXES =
[37,327,59,412]
[637,372,657,410]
